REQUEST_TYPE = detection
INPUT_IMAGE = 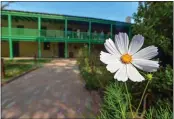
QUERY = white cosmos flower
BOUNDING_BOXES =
[100,32,159,82]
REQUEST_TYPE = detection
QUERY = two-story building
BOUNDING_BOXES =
[1,10,132,59]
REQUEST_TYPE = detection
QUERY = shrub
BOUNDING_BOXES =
[97,82,129,119]
[77,45,114,91]
[97,82,173,119]
[145,100,173,119]
[126,65,173,111]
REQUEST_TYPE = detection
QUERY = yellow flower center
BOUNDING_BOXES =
[121,54,132,64]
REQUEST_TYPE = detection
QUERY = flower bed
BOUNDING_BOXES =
[77,33,172,119]
[1,59,51,83]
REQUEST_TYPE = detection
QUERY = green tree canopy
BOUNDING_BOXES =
[132,2,173,66]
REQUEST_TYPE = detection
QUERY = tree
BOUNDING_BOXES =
[1,1,15,10]
[132,2,173,66]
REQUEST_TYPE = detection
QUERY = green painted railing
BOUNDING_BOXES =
[67,31,89,40]
[1,27,111,42]
[91,32,111,41]
[11,28,39,38]
[1,27,9,37]
[41,29,65,38]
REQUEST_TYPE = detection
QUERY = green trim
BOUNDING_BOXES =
[89,21,91,39]
[2,10,131,26]
[8,15,11,36]
[1,38,9,41]
[2,11,65,20]
[65,19,68,38]
[38,17,41,37]
[10,37,38,40]
[91,40,105,44]
[8,14,13,59]
[2,27,110,44]
[38,17,41,58]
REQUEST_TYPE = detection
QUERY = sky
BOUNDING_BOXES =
[3,2,138,22]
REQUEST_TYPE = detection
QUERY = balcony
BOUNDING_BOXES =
[1,27,111,43]
[1,27,39,40]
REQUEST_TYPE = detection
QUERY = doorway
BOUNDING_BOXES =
[58,42,65,58]
[13,41,19,57]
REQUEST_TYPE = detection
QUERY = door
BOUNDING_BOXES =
[13,41,19,57]
[58,43,65,58]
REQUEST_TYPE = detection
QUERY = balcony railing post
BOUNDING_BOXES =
[8,14,13,59]
[89,21,91,39]
[88,21,91,56]
[38,16,42,58]
[65,18,68,38]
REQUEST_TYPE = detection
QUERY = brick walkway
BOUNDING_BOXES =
[2,59,96,118]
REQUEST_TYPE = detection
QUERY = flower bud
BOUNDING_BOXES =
[146,73,153,81]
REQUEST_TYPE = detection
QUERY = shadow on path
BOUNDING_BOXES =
[2,59,98,118]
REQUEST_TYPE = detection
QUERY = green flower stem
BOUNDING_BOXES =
[118,100,126,119]
[124,82,134,118]
[136,80,150,116]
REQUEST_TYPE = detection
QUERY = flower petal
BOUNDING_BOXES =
[114,64,128,82]
[104,38,121,57]
[132,59,159,72]
[115,32,129,55]
[128,34,144,55]
[133,46,158,60]
[100,51,119,64]
[106,60,123,73]
[127,64,145,82]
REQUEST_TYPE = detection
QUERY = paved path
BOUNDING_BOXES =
[2,59,96,119]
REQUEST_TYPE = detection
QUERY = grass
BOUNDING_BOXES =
[2,59,51,83]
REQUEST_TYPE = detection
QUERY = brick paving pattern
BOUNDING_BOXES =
[2,59,96,118]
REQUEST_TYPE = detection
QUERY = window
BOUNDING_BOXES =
[44,42,50,50]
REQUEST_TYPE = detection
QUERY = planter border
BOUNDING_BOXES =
[1,66,40,87]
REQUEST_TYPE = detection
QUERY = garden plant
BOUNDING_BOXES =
[77,2,172,119]
[98,32,171,119]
